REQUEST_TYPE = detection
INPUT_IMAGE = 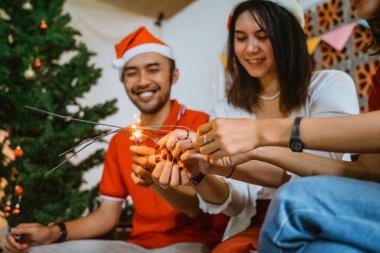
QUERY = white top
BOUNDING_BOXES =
[198,70,360,239]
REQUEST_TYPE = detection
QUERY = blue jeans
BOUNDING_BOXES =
[258,176,380,253]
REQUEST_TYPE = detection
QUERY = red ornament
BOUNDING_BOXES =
[4,201,11,212]
[40,20,48,30]
[13,146,23,157]
[12,203,20,215]
[34,59,42,69]
[15,185,24,196]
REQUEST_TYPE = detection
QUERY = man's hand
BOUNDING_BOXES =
[157,129,195,157]
[130,145,160,188]
[2,223,58,253]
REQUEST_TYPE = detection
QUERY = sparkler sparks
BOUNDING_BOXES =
[25,106,194,177]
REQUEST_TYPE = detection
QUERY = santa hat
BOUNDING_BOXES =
[112,27,175,69]
[227,0,305,29]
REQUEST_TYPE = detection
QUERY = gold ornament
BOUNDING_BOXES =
[24,65,36,80]
[22,1,33,11]
[7,34,13,44]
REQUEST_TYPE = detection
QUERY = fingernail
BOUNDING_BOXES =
[155,157,161,163]
[162,154,167,160]
[173,158,177,165]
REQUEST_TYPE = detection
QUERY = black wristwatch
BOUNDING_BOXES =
[190,172,205,185]
[289,117,304,152]
[54,222,67,243]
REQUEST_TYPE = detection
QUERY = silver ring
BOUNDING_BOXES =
[203,134,212,144]
[178,130,190,140]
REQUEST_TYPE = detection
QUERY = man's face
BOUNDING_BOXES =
[122,52,177,114]
[352,0,380,19]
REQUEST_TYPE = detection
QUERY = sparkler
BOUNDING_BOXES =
[25,106,194,177]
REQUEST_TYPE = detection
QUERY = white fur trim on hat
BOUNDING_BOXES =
[266,0,305,28]
[112,43,175,70]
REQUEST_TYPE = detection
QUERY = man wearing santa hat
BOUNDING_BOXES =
[1,27,227,253]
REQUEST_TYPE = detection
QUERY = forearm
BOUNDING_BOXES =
[63,200,122,241]
[64,211,118,240]
[151,185,201,218]
[255,146,380,182]
[192,174,229,205]
[260,112,380,153]
[231,160,287,188]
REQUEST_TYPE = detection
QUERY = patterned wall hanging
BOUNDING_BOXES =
[306,0,377,111]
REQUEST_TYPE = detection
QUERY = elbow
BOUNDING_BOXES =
[185,208,202,218]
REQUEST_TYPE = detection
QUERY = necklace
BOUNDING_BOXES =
[258,91,280,101]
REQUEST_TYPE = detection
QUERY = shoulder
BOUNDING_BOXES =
[309,69,355,95]
[210,98,249,119]
[183,107,209,123]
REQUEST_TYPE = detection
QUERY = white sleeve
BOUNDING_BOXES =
[309,70,359,117]
[210,99,229,120]
[198,178,260,217]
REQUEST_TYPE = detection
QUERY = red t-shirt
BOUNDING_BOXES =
[368,67,380,111]
[99,100,228,249]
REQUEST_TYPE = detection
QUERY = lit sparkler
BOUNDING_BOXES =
[25,106,194,177]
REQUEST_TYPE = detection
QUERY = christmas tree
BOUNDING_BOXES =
[0,0,117,227]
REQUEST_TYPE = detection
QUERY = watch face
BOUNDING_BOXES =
[290,141,303,152]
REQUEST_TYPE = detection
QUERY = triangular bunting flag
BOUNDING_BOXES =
[321,22,357,51]
[357,19,369,28]
[307,37,321,55]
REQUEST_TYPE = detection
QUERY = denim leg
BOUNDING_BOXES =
[258,176,380,253]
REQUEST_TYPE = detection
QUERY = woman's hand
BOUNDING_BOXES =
[157,129,195,157]
[151,154,192,188]
[195,118,261,160]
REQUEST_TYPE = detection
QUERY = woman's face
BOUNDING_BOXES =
[234,11,276,81]
[352,0,380,19]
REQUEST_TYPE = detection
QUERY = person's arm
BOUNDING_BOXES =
[4,200,122,252]
[253,146,380,182]
[151,184,201,218]
[196,111,380,160]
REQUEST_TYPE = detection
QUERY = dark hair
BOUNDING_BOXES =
[367,16,380,54]
[169,59,176,84]
[227,0,313,114]
[121,57,176,83]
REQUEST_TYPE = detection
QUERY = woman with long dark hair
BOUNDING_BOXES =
[154,0,359,251]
